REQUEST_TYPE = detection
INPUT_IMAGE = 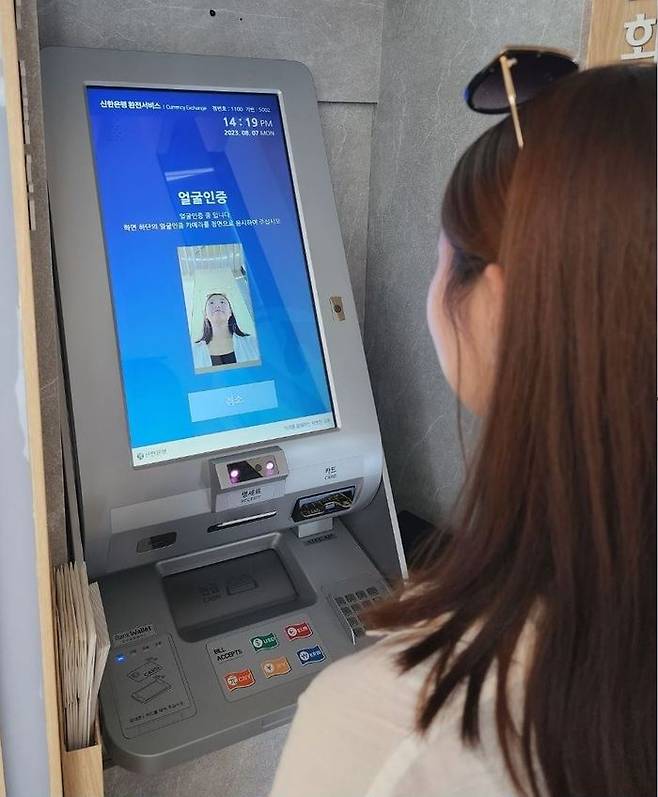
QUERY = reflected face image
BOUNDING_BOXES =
[206,293,232,324]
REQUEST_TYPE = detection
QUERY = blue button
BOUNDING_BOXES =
[115,653,126,664]
[296,645,325,666]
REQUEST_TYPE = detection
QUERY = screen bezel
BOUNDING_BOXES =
[84,82,340,468]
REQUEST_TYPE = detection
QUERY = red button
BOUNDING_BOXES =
[224,669,255,691]
[284,622,313,640]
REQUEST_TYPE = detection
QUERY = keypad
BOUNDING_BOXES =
[329,583,385,644]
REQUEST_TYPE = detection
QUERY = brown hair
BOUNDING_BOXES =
[372,64,656,796]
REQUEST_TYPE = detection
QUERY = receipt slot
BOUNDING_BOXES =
[42,46,406,773]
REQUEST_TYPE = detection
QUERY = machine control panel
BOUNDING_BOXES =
[206,613,330,702]
[108,634,196,738]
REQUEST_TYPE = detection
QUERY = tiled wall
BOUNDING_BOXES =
[365,0,589,528]
[36,0,385,325]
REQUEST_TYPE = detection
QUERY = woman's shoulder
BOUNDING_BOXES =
[273,632,520,797]
[302,621,535,755]
[299,633,437,730]
[233,333,259,362]
[192,340,210,367]
[270,636,429,797]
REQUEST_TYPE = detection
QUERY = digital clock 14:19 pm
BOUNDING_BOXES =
[223,116,274,129]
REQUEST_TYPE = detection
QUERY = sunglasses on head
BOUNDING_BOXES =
[465,46,579,148]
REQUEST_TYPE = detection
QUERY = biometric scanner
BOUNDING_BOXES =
[42,46,406,773]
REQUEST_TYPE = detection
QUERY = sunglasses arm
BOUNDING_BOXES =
[500,55,525,149]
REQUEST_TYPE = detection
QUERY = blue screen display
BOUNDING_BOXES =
[86,86,336,466]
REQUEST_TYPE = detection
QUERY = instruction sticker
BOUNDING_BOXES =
[217,482,283,510]
[112,624,155,647]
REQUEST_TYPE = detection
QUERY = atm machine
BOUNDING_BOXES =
[41,47,406,774]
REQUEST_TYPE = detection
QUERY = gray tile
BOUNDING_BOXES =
[319,102,374,329]
[37,0,384,102]
[365,0,587,523]
[105,725,288,797]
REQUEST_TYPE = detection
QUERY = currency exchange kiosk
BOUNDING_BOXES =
[41,47,406,774]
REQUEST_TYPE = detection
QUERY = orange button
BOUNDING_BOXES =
[224,668,255,691]
[261,656,291,678]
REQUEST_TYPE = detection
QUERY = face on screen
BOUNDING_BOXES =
[178,243,261,373]
[86,87,335,466]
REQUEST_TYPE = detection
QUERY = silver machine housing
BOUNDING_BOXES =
[42,46,406,772]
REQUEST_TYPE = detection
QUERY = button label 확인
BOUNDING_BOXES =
[296,645,325,666]
[261,656,291,678]
[250,632,278,652]
[284,622,312,640]
[224,669,255,691]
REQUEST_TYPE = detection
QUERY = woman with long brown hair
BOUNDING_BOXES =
[270,60,656,797]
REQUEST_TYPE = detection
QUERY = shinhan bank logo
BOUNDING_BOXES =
[136,447,167,461]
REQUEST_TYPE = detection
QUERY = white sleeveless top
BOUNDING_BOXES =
[270,631,532,797]
[192,334,260,369]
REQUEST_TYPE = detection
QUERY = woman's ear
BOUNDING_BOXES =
[466,262,505,411]
[482,263,505,340]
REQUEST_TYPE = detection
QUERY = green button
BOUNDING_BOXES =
[250,632,278,651]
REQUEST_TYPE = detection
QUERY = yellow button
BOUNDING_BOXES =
[261,656,291,678]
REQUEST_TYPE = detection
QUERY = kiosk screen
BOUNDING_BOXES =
[86,86,336,467]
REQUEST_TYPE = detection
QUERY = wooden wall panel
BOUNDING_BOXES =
[587,0,657,65]
[0,1,63,794]
[0,738,5,797]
